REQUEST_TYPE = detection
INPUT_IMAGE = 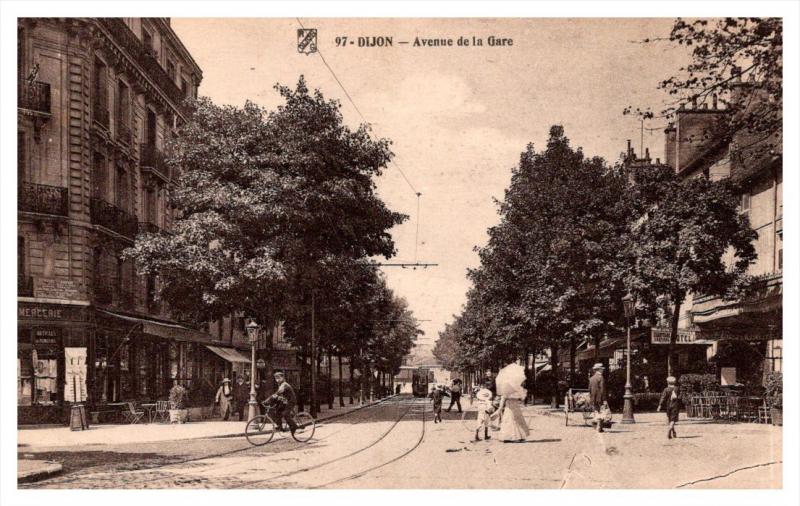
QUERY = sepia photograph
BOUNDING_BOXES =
[2,1,798,503]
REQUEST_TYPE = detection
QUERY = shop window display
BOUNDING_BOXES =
[18,329,61,406]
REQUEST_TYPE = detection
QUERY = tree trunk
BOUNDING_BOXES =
[315,349,322,414]
[297,346,306,413]
[569,336,576,387]
[338,353,345,407]
[668,294,683,377]
[349,358,355,405]
[550,344,561,408]
[327,348,333,409]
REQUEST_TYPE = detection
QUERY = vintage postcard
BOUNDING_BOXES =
[4,2,797,503]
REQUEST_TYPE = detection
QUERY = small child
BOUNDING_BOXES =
[473,380,494,441]
[429,385,446,423]
[657,376,681,439]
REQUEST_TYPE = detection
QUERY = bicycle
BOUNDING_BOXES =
[245,401,316,446]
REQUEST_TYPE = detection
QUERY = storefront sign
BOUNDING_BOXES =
[33,278,85,301]
[18,303,90,322]
[651,327,701,344]
[33,328,62,347]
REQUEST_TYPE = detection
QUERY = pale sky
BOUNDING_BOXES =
[171,18,690,352]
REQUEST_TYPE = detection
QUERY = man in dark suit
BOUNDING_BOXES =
[589,363,607,433]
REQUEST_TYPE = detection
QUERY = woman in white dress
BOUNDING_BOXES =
[495,363,530,442]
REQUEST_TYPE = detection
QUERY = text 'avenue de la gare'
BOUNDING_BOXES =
[334,36,514,47]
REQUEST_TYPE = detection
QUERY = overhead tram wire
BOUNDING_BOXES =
[296,18,435,270]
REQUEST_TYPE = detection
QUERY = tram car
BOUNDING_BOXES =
[412,367,434,397]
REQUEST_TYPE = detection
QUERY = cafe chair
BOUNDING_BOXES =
[154,400,170,423]
[123,402,145,424]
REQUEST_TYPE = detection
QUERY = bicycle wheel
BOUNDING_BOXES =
[291,412,316,442]
[245,415,276,446]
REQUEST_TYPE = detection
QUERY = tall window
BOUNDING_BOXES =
[740,192,751,216]
[146,109,157,148]
[115,165,129,211]
[92,152,107,200]
[117,80,130,128]
[18,236,26,277]
[18,131,27,184]
[142,28,154,54]
[93,58,108,120]
[18,27,25,77]
[167,58,176,82]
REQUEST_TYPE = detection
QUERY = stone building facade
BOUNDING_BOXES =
[16,18,261,424]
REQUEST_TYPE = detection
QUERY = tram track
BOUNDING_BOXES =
[21,395,405,489]
[311,396,428,488]
[242,396,424,488]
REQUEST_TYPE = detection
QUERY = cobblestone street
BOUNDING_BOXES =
[19,396,781,489]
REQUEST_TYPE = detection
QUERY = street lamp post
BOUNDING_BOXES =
[622,293,636,424]
[246,321,261,422]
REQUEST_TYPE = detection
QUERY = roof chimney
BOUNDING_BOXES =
[645,147,650,160]
[712,94,718,109]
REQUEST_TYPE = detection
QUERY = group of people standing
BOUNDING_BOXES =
[429,373,531,443]
[214,374,253,421]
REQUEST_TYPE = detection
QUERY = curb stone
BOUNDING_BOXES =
[17,460,63,483]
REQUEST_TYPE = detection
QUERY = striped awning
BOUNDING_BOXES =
[205,345,251,364]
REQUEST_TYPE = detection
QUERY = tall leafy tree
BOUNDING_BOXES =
[126,77,407,330]
[451,126,632,406]
[625,163,757,375]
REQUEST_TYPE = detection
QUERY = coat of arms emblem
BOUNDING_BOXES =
[297,29,318,54]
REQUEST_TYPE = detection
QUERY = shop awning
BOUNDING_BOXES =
[205,345,251,364]
[97,309,213,342]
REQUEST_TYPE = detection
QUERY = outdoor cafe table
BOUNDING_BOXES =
[140,403,157,423]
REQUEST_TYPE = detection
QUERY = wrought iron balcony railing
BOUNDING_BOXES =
[90,198,138,238]
[18,274,34,297]
[18,182,69,216]
[96,18,186,109]
[140,145,171,181]
[116,121,133,146]
[18,79,51,114]
[94,282,113,305]
[137,221,161,235]
[93,101,110,130]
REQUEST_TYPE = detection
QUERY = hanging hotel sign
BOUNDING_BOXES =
[651,327,701,344]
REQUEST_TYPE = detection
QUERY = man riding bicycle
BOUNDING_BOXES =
[268,371,298,436]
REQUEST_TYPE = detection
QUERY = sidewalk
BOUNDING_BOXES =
[17,460,63,483]
[516,403,782,488]
[18,395,392,451]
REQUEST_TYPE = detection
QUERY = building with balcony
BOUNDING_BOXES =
[17,18,256,424]
[660,81,783,387]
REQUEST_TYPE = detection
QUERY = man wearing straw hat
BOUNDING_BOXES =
[589,363,607,433]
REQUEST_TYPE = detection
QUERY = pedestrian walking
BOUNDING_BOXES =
[589,363,607,433]
[214,378,233,421]
[495,363,530,442]
[473,379,494,441]
[446,379,463,413]
[657,376,681,439]
[429,384,446,423]
[233,374,250,421]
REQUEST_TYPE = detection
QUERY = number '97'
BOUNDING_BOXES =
[335,36,348,47]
